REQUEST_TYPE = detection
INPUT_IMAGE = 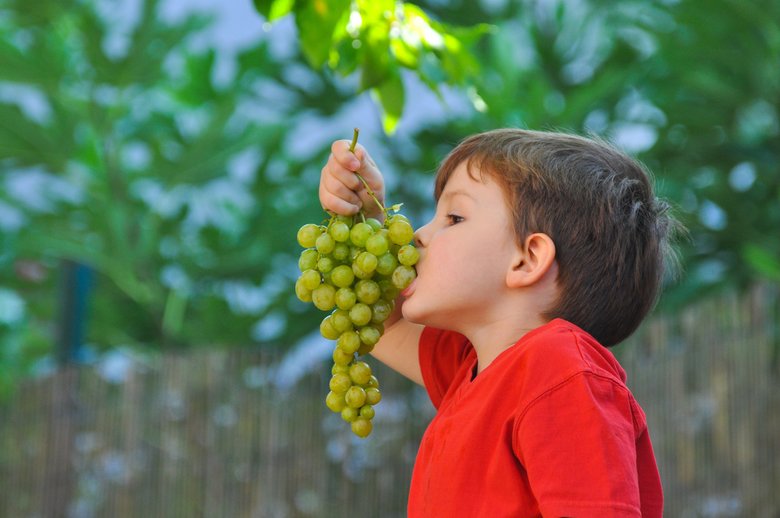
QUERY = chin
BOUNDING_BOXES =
[400,299,428,326]
[401,300,454,331]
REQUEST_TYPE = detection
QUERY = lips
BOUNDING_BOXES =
[401,276,417,297]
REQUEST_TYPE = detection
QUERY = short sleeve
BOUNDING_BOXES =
[418,327,472,408]
[513,372,643,517]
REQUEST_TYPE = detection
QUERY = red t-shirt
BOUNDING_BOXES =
[408,318,663,518]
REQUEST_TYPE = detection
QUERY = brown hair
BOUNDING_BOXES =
[435,129,680,347]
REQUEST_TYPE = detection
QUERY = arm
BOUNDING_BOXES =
[371,296,424,385]
[320,140,424,385]
[514,373,652,517]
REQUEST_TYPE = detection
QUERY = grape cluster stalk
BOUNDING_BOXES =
[294,129,418,438]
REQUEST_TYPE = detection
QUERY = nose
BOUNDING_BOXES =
[414,221,431,248]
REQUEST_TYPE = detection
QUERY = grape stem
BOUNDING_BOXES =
[348,128,389,220]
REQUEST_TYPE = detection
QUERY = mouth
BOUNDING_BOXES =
[401,276,417,298]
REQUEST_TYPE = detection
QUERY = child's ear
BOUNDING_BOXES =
[506,233,556,288]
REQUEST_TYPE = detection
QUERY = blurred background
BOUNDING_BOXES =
[0,0,778,516]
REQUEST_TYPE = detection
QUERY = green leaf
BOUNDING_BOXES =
[270,0,295,20]
[296,0,351,68]
[742,244,780,281]
[253,0,295,20]
[359,20,391,90]
[390,36,420,69]
[175,50,217,104]
[372,68,404,134]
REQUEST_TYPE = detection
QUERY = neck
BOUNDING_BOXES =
[463,311,548,375]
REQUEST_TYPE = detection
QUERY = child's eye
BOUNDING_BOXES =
[446,214,464,225]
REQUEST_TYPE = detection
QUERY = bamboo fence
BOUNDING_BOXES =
[1,284,778,517]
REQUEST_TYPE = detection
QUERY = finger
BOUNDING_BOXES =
[328,163,363,192]
[350,145,384,193]
[321,160,362,196]
[323,150,363,189]
[331,140,361,170]
[320,167,362,207]
[322,173,362,207]
[320,188,361,215]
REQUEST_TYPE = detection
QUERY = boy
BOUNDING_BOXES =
[319,128,676,517]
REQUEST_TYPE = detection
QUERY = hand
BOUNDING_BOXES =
[319,139,386,220]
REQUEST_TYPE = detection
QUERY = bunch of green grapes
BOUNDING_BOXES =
[294,130,418,438]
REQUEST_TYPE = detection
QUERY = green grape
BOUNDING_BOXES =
[371,299,393,323]
[349,361,372,385]
[355,252,378,273]
[312,284,336,311]
[375,252,398,276]
[330,264,355,288]
[397,244,420,266]
[329,221,351,242]
[297,223,321,248]
[365,233,389,256]
[335,288,357,310]
[329,373,352,393]
[377,279,400,301]
[331,309,353,333]
[315,232,336,254]
[332,363,350,375]
[317,256,335,273]
[351,418,373,438]
[326,391,347,413]
[355,279,381,305]
[388,219,414,245]
[359,405,375,419]
[365,218,383,231]
[294,129,422,438]
[359,325,381,346]
[300,269,321,291]
[352,262,374,280]
[320,316,340,340]
[345,386,367,408]
[391,265,417,290]
[332,242,350,261]
[357,342,374,356]
[349,246,361,262]
[365,387,382,405]
[337,331,361,354]
[299,248,319,271]
[388,213,410,225]
[349,222,373,247]
[332,346,353,366]
[294,278,312,302]
[341,406,359,422]
[349,303,372,326]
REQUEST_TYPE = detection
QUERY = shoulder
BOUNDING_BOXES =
[489,319,635,426]
[513,318,628,385]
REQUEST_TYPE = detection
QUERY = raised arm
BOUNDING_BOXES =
[319,140,424,385]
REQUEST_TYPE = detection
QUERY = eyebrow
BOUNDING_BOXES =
[440,189,477,202]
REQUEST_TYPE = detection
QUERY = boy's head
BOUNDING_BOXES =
[435,129,679,347]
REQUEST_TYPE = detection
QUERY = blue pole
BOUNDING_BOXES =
[56,260,93,364]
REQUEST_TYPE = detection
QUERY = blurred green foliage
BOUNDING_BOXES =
[254,0,492,132]
[385,0,780,307]
[1,0,779,386]
[0,0,355,384]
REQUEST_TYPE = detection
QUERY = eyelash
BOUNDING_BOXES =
[446,213,464,225]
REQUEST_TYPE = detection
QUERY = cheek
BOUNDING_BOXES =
[425,236,491,287]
